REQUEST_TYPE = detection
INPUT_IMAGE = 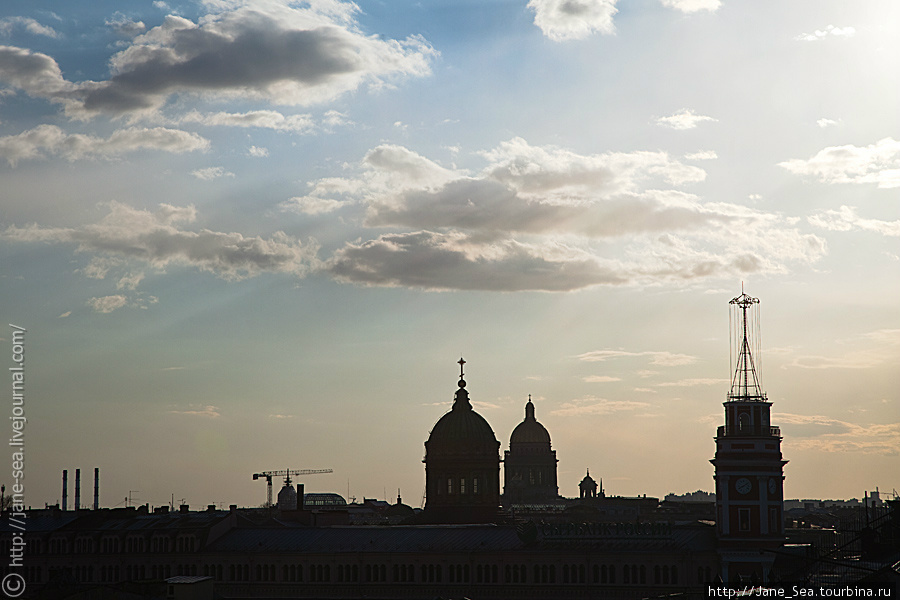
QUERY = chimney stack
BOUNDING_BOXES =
[93,467,99,510]
[74,468,81,510]
[62,470,68,511]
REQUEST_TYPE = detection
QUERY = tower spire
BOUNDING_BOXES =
[729,290,764,401]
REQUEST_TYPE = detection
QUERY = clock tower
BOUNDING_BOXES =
[711,290,787,582]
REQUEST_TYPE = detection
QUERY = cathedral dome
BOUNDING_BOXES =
[509,399,551,446]
[426,379,498,450]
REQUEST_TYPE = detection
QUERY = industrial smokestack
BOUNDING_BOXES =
[93,467,99,510]
[75,468,81,510]
[62,470,68,511]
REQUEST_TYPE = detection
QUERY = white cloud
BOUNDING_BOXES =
[817,118,840,129]
[576,349,697,366]
[105,12,146,37]
[248,145,268,157]
[582,375,621,383]
[182,110,315,133]
[551,397,651,416]
[779,138,900,188]
[191,166,235,180]
[685,150,717,161]
[659,0,720,13]
[0,17,60,38]
[775,412,899,455]
[0,124,209,166]
[0,2,436,119]
[283,196,348,215]
[808,205,900,237]
[796,25,856,42]
[782,329,900,371]
[116,272,145,290]
[3,202,319,281]
[656,109,717,130]
[58,311,71,318]
[656,378,727,387]
[528,0,618,42]
[88,295,129,313]
[301,139,826,291]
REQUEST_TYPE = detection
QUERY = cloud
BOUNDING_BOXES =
[817,118,840,129]
[300,138,826,291]
[782,329,900,370]
[0,45,77,101]
[576,349,697,366]
[88,295,130,313]
[1,2,435,119]
[0,124,209,166]
[58,311,72,318]
[808,206,900,237]
[182,109,315,133]
[795,25,856,42]
[283,196,348,215]
[169,405,222,418]
[105,12,146,38]
[328,230,630,291]
[775,413,899,455]
[3,202,319,281]
[656,378,727,387]
[659,0,721,12]
[0,17,60,38]
[528,0,618,41]
[656,109,717,130]
[583,375,621,383]
[247,145,268,157]
[685,150,717,161]
[779,138,900,188]
[191,166,235,180]
[551,397,651,416]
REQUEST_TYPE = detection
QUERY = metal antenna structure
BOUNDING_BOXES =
[728,289,765,401]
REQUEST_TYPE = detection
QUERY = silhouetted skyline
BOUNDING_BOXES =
[0,0,897,511]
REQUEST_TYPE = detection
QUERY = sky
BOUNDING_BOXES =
[0,0,897,512]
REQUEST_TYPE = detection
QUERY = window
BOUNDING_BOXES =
[460,477,466,495]
[739,508,751,532]
[473,477,479,494]
[448,477,453,494]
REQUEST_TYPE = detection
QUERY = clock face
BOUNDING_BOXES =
[735,477,752,495]
[768,478,777,494]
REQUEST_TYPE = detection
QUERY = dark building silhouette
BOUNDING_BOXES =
[14,292,887,597]
[422,358,501,523]
[711,291,787,582]
[579,469,603,499]
[503,396,559,504]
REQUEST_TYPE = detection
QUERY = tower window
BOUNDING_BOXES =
[473,477,479,494]
[448,478,453,495]
[739,413,750,432]
[739,508,751,532]
[460,477,466,495]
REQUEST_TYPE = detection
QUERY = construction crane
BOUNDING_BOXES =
[252,469,332,507]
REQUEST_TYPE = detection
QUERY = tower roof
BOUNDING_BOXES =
[509,396,551,445]
[425,358,499,451]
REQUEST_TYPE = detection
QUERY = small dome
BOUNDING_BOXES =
[510,399,551,445]
[276,482,298,510]
[580,469,596,486]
